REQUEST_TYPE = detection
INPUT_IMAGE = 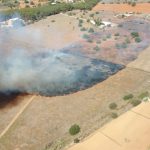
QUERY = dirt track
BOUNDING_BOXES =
[93,3,150,13]
[0,95,36,139]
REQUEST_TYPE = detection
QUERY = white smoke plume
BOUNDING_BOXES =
[0,16,123,96]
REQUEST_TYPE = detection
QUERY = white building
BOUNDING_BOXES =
[0,18,25,29]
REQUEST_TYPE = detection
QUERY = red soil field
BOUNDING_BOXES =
[93,3,150,13]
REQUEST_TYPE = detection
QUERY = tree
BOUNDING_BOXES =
[94,18,103,26]
[69,124,80,136]
[109,102,117,110]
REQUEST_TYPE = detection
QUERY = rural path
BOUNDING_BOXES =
[0,95,36,139]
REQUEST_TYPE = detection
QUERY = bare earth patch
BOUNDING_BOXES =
[93,3,150,13]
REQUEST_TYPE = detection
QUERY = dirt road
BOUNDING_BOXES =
[0,95,36,139]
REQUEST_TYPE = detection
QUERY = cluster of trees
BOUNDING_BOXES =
[0,0,19,9]
[0,0,100,21]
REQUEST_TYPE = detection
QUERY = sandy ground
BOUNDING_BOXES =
[68,102,150,150]
[0,13,82,53]
[93,3,150,13]
[26,14,82,50]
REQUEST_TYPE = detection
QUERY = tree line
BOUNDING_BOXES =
[0,0,100,21]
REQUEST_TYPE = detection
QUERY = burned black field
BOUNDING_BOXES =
[1,17,150,96]
[0,49,124,96]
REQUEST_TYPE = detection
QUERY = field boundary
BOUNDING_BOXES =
[0,95,36,139]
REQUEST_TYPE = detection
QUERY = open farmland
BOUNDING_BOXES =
[68,45,150,150]
[0,3,150,150]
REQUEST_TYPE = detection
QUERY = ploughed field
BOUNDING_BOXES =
[93,3,150,13]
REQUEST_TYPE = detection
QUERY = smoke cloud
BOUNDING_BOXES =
[0,16,123,96]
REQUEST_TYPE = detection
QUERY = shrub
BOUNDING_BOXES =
[106,34,111,39]
[121,42,127,49]
[69,124,80,136]
[111,112,118,119]
[125,38,131,44]
[93,46,100,51]
[138,91,149,99]
[87,39,93,43]
[78,23,82,27]
[128,1,131,5]
[38,3,41,7]
[96,40,101,44]
[115,43,121,49]
[94,18,103,26]
[26,5,30,8]
[80,27,87,31]
[131,2,136,7]
[79,19,83,24]
[87,19,90,22]
[88,27,94,33]
[24,0,29,3]
[118,24,123,28]
[14,0,18,3]
[121,14,125,18]
[103,38,107,41]
[89,13,94,17]
[114,33,120,36]
[135,37,142,43]
[51,20,55,22]
[131,99,141,106]
[68,12,73,16]
[82,34,89,39]
[74,138,80,143]
[118,24,123,27]
[109,103,117,110]
[131,32,139,38]
[123,94,134,100]
[30,1,34,5]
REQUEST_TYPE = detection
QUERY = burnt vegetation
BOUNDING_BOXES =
[0,92,24,108]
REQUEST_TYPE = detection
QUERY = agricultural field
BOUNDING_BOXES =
[0,2,150,150]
